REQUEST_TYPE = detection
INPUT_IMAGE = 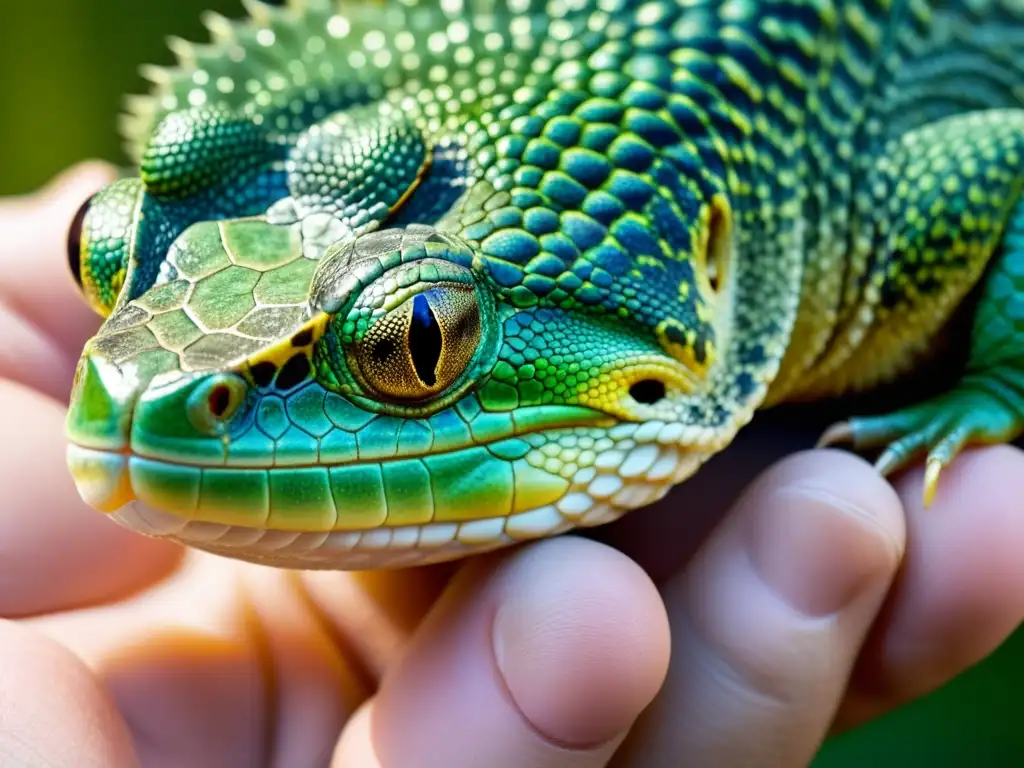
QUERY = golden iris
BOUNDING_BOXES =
[349,285,482,401]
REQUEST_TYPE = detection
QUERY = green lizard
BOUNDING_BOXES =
[64,0,1024,570]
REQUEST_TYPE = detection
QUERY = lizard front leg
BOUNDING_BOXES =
[819,109,1024,505]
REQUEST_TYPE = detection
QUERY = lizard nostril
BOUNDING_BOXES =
[208,384,232,418]
[630,379,667,405]
[187,374,249,435]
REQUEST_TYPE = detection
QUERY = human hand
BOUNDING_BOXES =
[3,164,1024,768]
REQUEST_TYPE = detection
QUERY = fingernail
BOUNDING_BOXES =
[491,542,668,748]
[492,597,628,748]
[745,485,902,616]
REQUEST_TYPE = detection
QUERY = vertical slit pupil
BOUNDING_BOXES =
[410,293,442,387]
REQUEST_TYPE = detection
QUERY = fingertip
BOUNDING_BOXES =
[743,449,906,617]
[362,537,668,768]
[894,445,1024,637]
[898,443,1024,518]
[622,449,906,767]
[41,160,119,204]
[0,620,137,767]
[331,702,379,767]
[492,538,670,748]
[840,445,1024,727]
[39,162,116,347]
[752,448,906,550]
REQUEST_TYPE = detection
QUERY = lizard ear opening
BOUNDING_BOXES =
[703,195,733,296]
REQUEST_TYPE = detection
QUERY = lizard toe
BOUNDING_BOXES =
[839,387,1024,507]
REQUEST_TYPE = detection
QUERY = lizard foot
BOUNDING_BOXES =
[818,386,1024,508]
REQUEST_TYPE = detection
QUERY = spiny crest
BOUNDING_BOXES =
[118,0,556,163]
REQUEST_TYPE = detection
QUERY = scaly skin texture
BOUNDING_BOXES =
[64,0,1024,569]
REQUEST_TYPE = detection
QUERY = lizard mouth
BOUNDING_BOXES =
[68,418,713,570]
[106,498,565,570]
[67,444,136,513]
[66,402,615,518]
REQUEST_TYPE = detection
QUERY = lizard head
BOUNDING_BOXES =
[62,0,801,569]
[65,175,757,569]
[59,0,809,570]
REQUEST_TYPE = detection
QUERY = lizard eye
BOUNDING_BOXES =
[349,285,481,402]
[67,194,95,289]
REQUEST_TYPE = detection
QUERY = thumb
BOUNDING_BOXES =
[333,538,671,767]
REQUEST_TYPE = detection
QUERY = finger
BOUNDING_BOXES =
[0,379,182,616]
[0,297,82,402]
[27,552,388,768]
[333,538,670,768]
[28,552,272,768]
[0,162,113,376]
[242,566,371,768]
[0,619,137,767]
[837,444,1024,729]
[616,450,906,768]
[299,563,458,680]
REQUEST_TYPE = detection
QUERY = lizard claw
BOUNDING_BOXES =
[922,458,943,509]
[816,421,854,449]
[878,450,941,508]
[828,386,1022,509]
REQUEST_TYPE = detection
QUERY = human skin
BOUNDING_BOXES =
[3,164,1024,767]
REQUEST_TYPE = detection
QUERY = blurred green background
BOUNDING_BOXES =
[2,1,1022,763]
